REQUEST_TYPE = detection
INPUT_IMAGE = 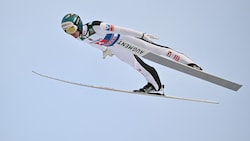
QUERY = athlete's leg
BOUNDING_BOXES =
[121,36,201,68]
[110,47,162,90]
[133,55,162,90]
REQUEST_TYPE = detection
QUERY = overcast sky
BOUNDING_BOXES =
[1,0,250,141]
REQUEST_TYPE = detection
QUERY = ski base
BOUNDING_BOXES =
[32,71,219,104]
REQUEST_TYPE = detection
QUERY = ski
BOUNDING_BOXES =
[32,71,219,104]
[116,40,242,91]
[143,53,242,91]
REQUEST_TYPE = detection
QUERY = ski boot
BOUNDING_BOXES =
[133,83,164,95]
[187,63,203,71]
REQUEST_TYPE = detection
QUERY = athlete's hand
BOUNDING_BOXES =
[103,48,114,59]
[141,33,159,42]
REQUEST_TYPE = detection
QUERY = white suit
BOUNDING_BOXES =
[76,21,197,90]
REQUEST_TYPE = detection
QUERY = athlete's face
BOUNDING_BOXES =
[71,31,80,38]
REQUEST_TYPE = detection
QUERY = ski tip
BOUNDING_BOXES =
[32,70,38,74]
[32,71,42,76]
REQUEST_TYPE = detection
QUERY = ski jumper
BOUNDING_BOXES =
[77,21,196,90]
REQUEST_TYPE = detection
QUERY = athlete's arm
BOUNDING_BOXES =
[97,22,142,38]
[99,22,159,41]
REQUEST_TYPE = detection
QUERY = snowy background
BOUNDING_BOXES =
[1,0,249,140]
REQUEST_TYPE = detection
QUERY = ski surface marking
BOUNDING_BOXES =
[32,71,219,104]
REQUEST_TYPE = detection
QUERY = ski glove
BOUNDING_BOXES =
[141,33,159,42]
[103,48,114,59]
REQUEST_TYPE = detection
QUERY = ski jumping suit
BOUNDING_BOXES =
[77,21,196,90]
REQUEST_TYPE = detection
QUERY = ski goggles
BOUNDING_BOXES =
[62,22,78,34]
[65,25,78,34]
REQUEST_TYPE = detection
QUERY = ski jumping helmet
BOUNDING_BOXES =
[61,13,83,34]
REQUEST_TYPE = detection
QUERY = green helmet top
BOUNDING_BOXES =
[61,13,83,33]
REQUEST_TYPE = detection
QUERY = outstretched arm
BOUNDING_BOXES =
[99,22,159,41]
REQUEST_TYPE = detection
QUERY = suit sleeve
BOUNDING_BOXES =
[99,22,143,38]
